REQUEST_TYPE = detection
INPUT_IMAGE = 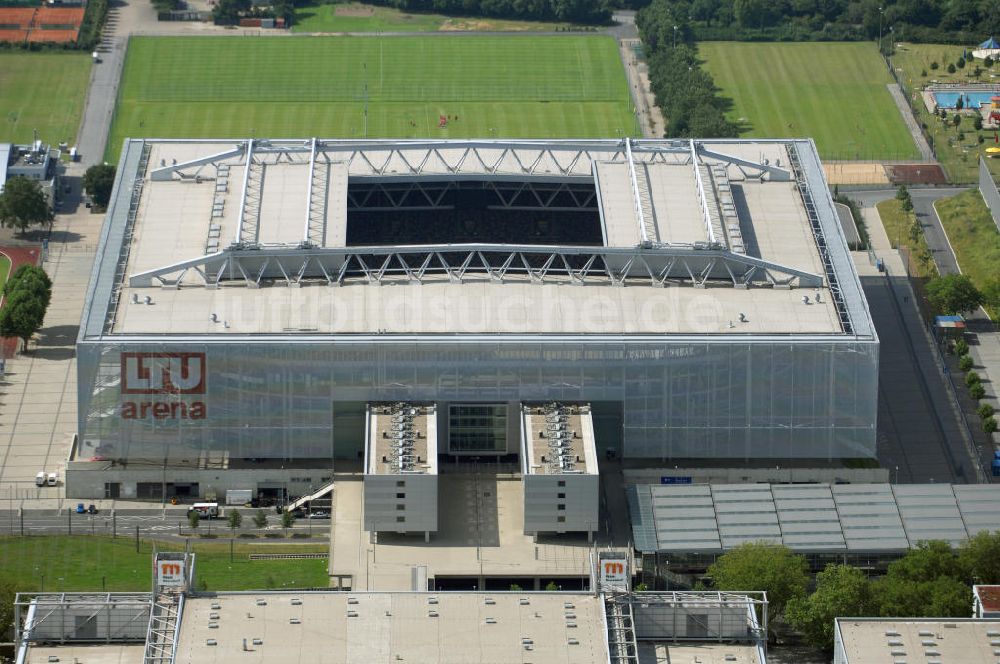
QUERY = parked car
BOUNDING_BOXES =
[87,504,97,514]
[307,510,330,519]
[75,503,85,514]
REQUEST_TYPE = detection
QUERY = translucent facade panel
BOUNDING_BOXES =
[77,339,877,462]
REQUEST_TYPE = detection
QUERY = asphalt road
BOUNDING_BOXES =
[847,186,968,276]
[0,508,330,539]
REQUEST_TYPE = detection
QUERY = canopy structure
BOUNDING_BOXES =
[973,36,1000,59]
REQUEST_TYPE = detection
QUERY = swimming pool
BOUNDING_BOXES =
[933,89,1000,109]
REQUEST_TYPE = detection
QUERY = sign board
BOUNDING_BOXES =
[598,551,630,592]
[156,559,185,587]
[660,476,692,485]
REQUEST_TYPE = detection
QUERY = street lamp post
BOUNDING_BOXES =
[672,25,678,49]
[878,6,884,55]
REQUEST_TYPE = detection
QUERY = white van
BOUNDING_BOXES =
[35,472,46,487]
[47,472,58,486]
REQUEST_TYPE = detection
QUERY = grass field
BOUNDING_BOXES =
[0,255,10,297]
[934,189,1000,318]
[106,36,637,161]
[889,43,1000,182]
[0,52,91,146]
[293,1,575,33]
[700,42,919,161]
[0,536,329,592]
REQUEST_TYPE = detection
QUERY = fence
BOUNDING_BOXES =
[979,156,1000,233]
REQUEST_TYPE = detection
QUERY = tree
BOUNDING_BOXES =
[252,509,268,530]
[965,370,981,387]
[0,265,52,349]
[707,542,808,632]
[983,416,998,435]
[0,176,52,234]
[947,62,956,73]
[82,164,116,209]
[872,540,973,617]
[227,508,242,535]
[959,530,1000,583]
[978,403,995,419]
[959,354,974,372]
[188,510,200,531]
[926,274,984,315]
[5,265,52,305]
[786,564,875,651]
[280,510,295,535]
[970,383,986,400]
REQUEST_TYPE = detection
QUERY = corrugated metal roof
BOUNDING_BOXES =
[630,483,1000,555]
[831,484,908,551]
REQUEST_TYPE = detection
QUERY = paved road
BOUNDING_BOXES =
[0,508,330,539]
[847,186,968,275]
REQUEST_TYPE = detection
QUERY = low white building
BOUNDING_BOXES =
[834,618,1000,664]
[520,402,599,537]
[363,402,438,540]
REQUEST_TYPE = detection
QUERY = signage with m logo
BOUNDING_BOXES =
[121,353,206,394]
[157,560,185,587]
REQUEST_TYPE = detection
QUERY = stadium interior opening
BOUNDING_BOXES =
[346,179,603,247]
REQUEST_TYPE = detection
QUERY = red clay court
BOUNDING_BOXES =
[0,5,84,44]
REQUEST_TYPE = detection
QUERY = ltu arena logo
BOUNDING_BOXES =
[120,353,207,419]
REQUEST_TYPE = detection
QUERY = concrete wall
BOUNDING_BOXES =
[363,474,437,535]
[980,156,1000,234]
[523,474,599,535]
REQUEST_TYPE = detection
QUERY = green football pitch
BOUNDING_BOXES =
[700,42,919,161]
[106,35,638,161]
[0,52,91,146]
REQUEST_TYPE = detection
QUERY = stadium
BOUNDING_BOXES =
[68,137,878,503]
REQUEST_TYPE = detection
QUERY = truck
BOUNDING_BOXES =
[188,503,221,519]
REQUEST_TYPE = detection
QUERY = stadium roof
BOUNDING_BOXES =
[81,138,874,341]
[628,483,1000,554]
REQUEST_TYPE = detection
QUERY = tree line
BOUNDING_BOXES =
[360,0,611,24]
[706,534,1000,651]
[631,0,1000,44]
[636,2,739,138]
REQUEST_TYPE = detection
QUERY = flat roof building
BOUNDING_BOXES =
[833,618,1000,664]
[70,137,876,500]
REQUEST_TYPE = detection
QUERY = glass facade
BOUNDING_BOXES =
[448,404,508,453]
[77,337,878,463]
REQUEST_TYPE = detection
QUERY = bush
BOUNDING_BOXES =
[957,57,965,69]
[930,61,939,70]
[966,371,982,387]
[955,339,969,356]
[959,355,974,372]
[983,416,998,435]
[947,63,956,73]
[921,69,927,76]
[970,383,986,400]
[978,403,995,419]
[974,116,983,131]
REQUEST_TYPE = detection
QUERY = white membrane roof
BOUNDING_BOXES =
[84,138,874,339]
